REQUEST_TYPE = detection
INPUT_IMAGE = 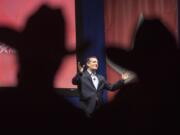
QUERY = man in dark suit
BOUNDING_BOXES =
[72,56,129,117]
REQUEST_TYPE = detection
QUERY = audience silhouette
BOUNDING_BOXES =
[0,5,86,129]
[93,18,179,134]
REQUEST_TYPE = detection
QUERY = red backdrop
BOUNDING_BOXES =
[0,0,77,88]
[105,0,178,101]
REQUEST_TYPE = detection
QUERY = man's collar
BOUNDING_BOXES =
[87,69,92,75]
[87,69,96,75]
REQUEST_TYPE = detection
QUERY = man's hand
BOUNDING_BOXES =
[122,72,129,80]
[78,62,85,73]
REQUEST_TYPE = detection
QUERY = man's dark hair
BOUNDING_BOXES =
[86,56,98,64]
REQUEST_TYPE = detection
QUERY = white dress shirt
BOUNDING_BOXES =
[87,69,99,90]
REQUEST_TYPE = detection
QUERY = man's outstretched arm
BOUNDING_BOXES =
[72,73,81,85]
[103,73,129,91]
[103,79,125,91]
[72,62,85,85]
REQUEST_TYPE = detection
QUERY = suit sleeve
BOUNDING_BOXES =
[103,77,125,91]
[72,72,82,85]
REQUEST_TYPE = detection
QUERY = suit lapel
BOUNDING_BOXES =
[97,74,103,91]
[84,71,97,90]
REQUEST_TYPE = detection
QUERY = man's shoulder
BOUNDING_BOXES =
[81,70,89,77]
[97,74,105,80]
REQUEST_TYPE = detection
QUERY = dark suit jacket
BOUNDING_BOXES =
[72,70,124,114]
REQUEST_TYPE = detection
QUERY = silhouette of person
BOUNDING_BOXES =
[92,18,179,133]
[0,5,85,129]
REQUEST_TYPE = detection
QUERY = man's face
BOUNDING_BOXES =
[87,57,98,71]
